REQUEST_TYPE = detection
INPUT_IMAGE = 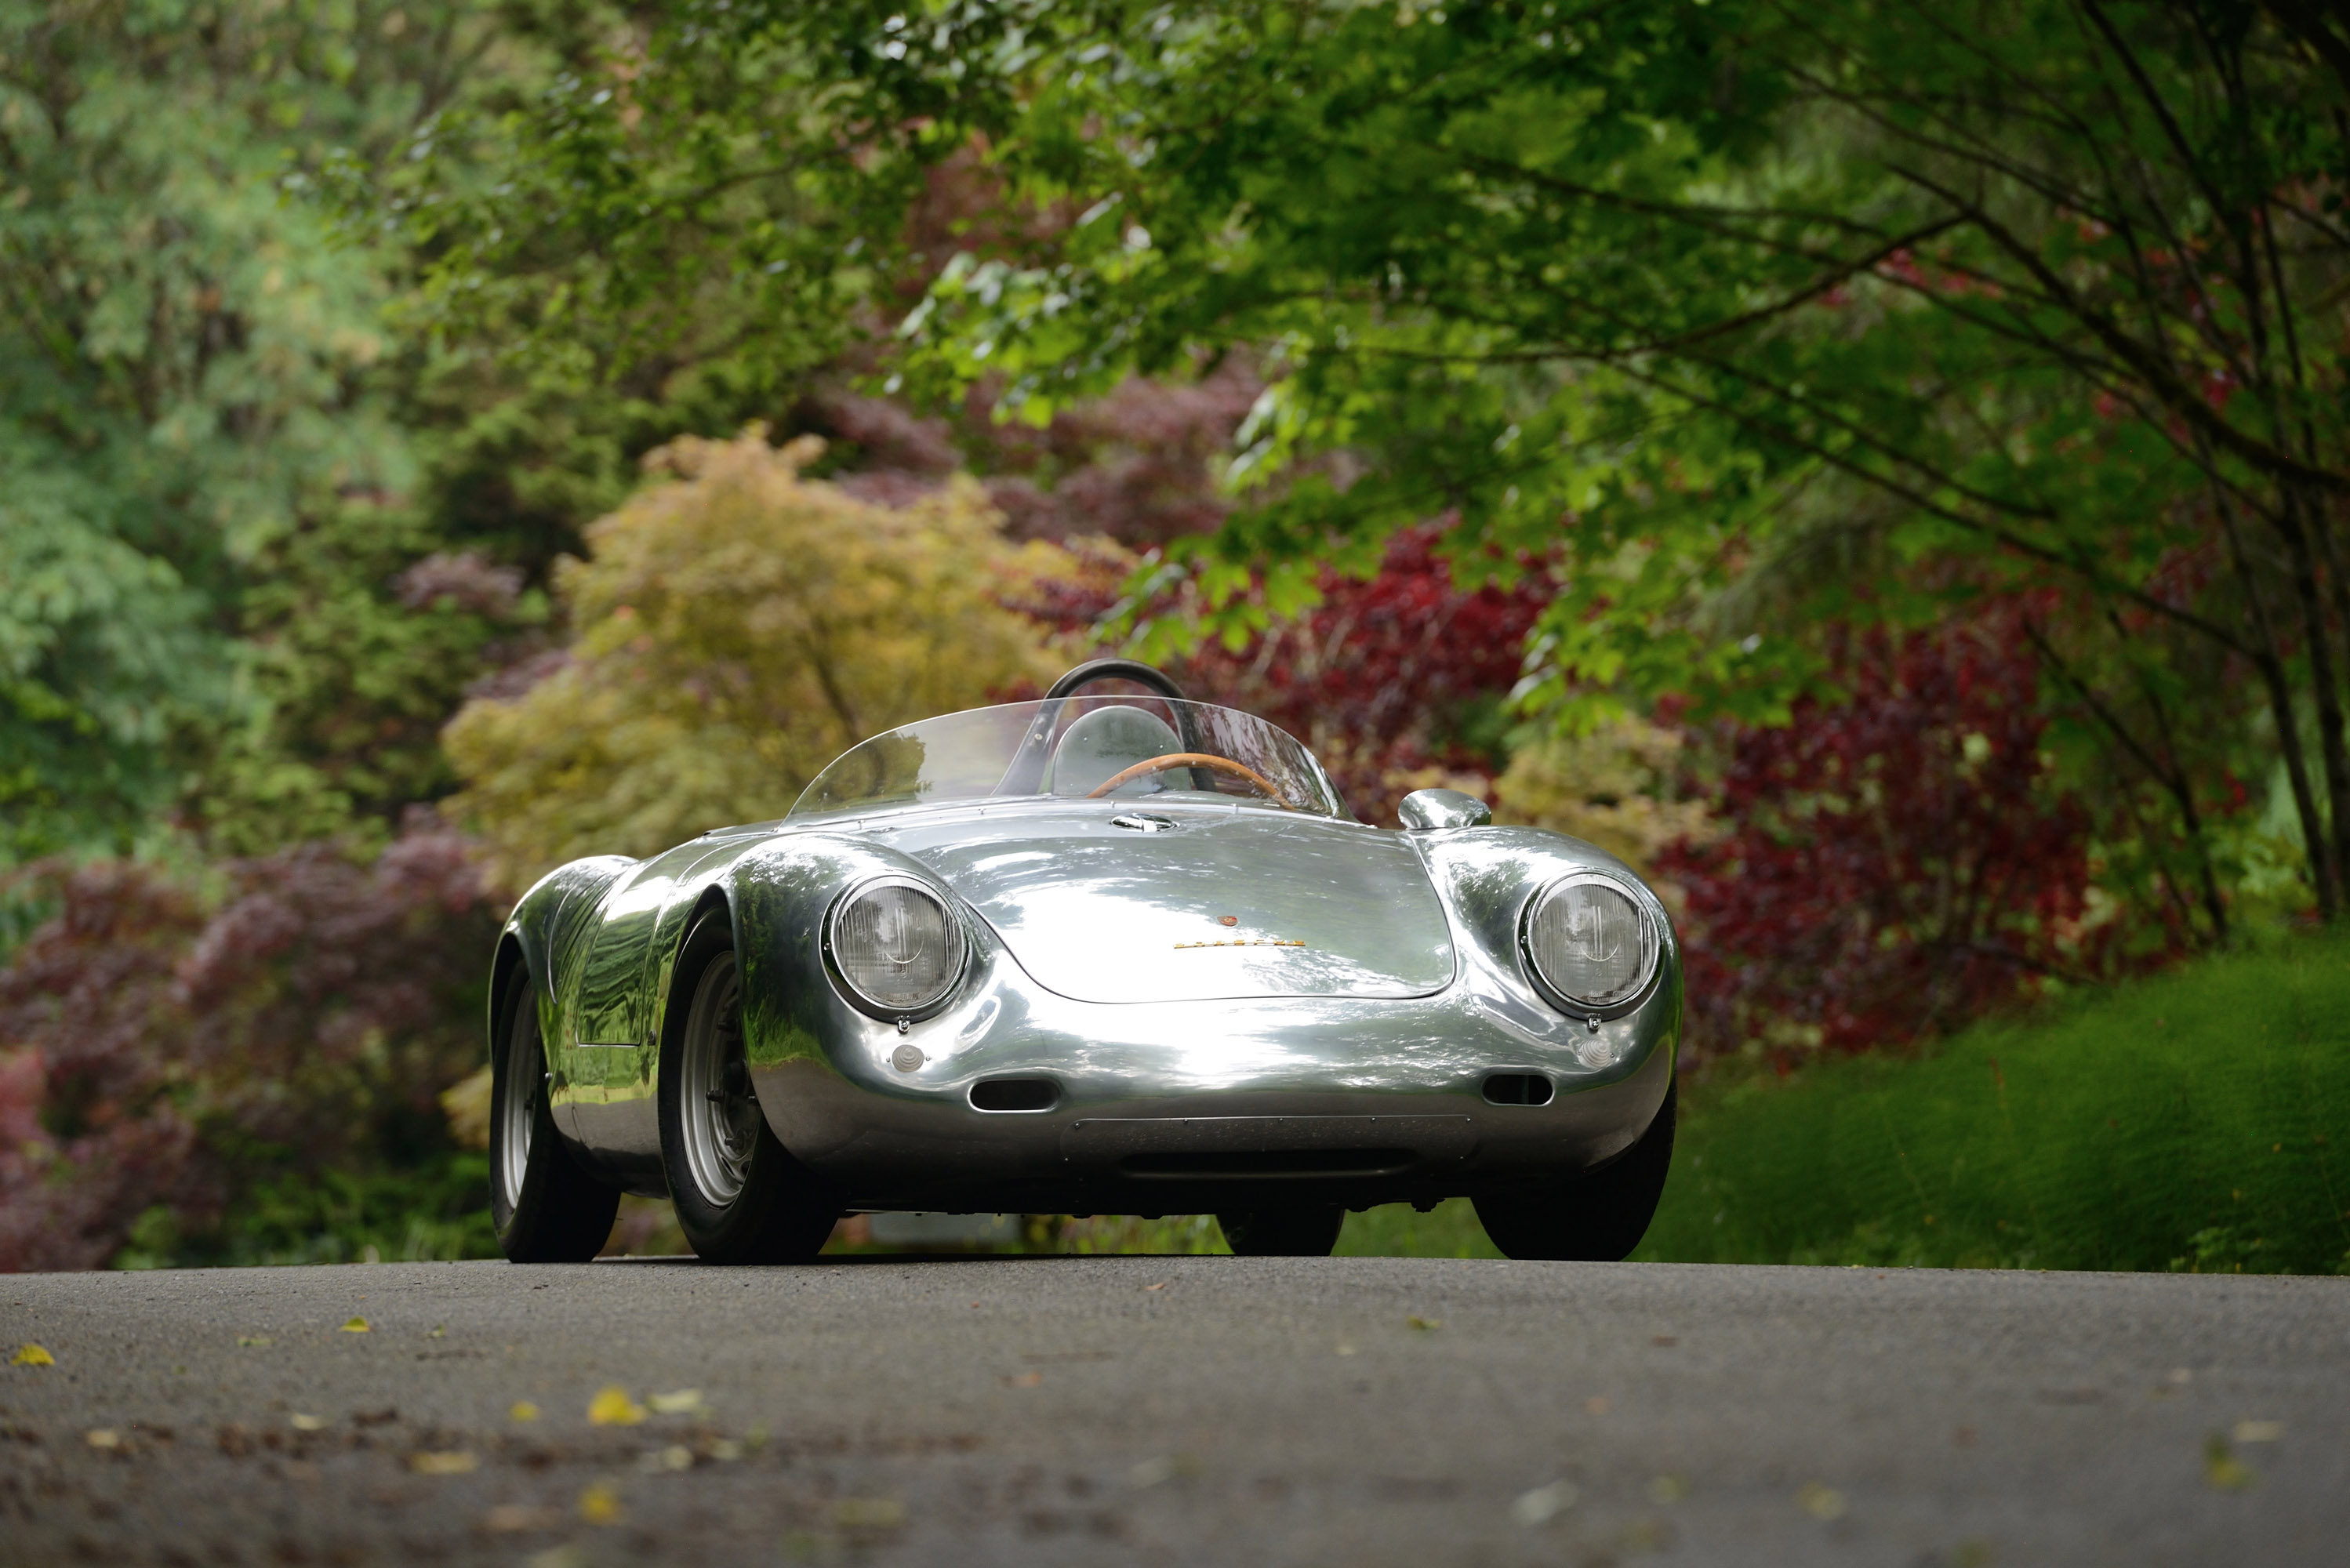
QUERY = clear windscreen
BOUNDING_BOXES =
[787,697,1348,821]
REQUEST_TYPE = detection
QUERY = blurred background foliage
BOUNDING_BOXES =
[2,0,2345,1272]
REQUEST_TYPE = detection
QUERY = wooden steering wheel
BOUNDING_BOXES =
[1087,752,1295,810]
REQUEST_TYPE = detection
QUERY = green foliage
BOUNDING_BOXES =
[0,0,466,855]
[867,0,2350,923]
[115,1153,497,1269]
[0,0,607,861]
[1636,932,2350,1273]
[439,429,1066,889]
[1337,1199,1502,1261]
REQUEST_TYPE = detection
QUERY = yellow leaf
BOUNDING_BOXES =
[1796,1483,1847,1521]
[646,1388,706,1416]
[340,1317,371,1334]
[411,1450,479,1475]
[2204,1435,2257,1491]
[1406,1316,1440,1330]
[1510,1479,1578,1526]
[578,1483,623,1526]
[10,1343,54,1367]
[2233,1420,2283,1443]
[85,1429,121,1450]
[833,1498,906,1531]
[289,1414,326,1432]
[587,1386,646,1426]
[509,1401,541,1422]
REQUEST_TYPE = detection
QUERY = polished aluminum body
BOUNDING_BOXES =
[492,780,1680,1216]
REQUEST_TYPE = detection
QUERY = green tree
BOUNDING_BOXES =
[0,0,624,861]
[440,427,1065,890]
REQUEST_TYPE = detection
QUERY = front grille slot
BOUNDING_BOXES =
[1483,1073,1554,1106]
[1120,1147,1416,1178]
[969,1077,1059,1112]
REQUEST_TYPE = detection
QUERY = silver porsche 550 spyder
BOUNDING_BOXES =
[486,660,1681,1264]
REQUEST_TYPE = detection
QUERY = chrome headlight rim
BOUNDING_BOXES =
[821,873,970,1022]
[1516,868,1663,1021]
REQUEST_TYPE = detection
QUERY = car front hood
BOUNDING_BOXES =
[894,806,1456,1004]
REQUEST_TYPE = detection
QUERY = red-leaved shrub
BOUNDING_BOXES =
[1658,608,2110,1058]
[0,821,499,1271]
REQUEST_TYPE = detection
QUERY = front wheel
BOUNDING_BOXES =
[659,909,840,1265]
[1217,1207,1344,1257]
[490,967,621,1262]
[1473,1073,1676,1261]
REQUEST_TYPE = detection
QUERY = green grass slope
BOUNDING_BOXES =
[1632,934,2350,1274]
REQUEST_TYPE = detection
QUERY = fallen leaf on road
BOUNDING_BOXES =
[578,1483,624,1525]
[1406,1316,1440,1330]
[411,1450,479,1475]
[339,1317,371,1334]
[1585,1396,1610,1416]
[1129,1456,1176,1489]
[237,1337,272,1348]
[510,1402,540,1423]
[11,1344,53,1367]
[1335,1343,1357,1356]
[428,1324,445,1338]
[1649,1474,1690,1504]
[834,1498,906,1530]
[2204,1435,2257,1490]
[647,1388,706,1416]
[484,1504,559,1533]
[2233,1420,2283,1443]
[527,1544,587,1568]
[1796,1483,1847,1521]
[587,1387,647,1426]
[1001,1371,1044,1388]
[710,1439,743,1462]
[85,1429,121,1450]
[1142,1282,1168,1291]
[289,1414,325,1432]
[1510,1479,1578,1526]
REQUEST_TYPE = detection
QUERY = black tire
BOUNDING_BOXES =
[1474,1073,1677,1261]
[490,966,622,1263]
[1216,1207,1345,1257]
[659,909,840,1265]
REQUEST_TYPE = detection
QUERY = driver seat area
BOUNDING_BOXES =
[1045,706,1190,797]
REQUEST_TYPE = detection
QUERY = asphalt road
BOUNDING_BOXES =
[2,1257,2345,1566]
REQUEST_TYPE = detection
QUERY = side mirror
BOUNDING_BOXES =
[1397,788,1492,831]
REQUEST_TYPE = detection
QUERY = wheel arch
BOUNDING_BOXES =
[656,884,739,1054]
[488,932,529,1059]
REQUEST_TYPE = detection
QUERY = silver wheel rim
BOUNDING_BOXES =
[681,952,761,1207]
[498,991,539,1210]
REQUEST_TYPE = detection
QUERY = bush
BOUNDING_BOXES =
[0,823,500,1271]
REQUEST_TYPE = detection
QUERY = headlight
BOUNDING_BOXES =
[1520,872,1658,1014]
[826,876,967,1018]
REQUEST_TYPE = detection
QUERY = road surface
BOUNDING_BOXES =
[2,1255,2345,1565]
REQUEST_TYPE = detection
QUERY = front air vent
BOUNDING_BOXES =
[1483,1073,1554,1106]
[969,1077,1059,1112]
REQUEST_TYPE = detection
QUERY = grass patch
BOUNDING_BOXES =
[1634,932,2350,1274]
